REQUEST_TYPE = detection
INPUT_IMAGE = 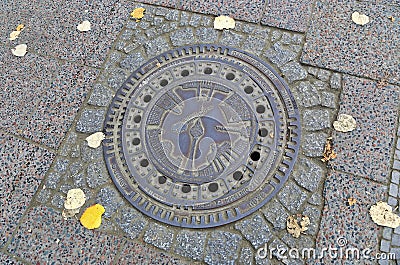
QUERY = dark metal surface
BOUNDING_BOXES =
[103,44,301,228]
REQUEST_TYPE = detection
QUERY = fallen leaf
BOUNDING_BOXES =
[348,197,357,206]
[62,208,80,220]
[64,188,86,210]
[9,31,21,40]
[214,15,235,30]
[11,44,27,57]
[16,24,25,31]
[333,114,356,132]
[80,204,105,229]
[388,16,395,22]
[130,7,146,22]
[77,20,91,32]
[352,12,370,26]
[287,214,310,238]
[321,137,337,162]
[369,201,400,228]
[86,132,105,148]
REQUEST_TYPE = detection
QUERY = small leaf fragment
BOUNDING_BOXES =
[16,24,25,31]
[86,132,105,148]
[214,15,235,30]
[347,197,357,206]
[321,137,337,162]
[80,204,105,229]
[77,20,91,32]
[388,16,395,22]
[64,188,86,209]
[287,214,310,238]
[352,11,370,26]
[62,208,80,220]
[333,114,356,132]
[130,8,146,22]
[369,201,400,228]
[9,31,21,40]
[11,44,27,57]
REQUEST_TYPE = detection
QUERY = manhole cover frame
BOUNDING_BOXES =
[103,44,301,228]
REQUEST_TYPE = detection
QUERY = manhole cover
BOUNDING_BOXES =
[104,44,301,228]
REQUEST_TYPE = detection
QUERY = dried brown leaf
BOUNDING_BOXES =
[348,197,357,206]
[287,214,310,238]
[369,201,400,228]
[321,137,337,162]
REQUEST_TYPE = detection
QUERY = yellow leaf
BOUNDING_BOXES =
[130,8,145,22]
[321,137,336,162]
[80,204,105,229]
[16,24,24,31]
[347,197,357,206]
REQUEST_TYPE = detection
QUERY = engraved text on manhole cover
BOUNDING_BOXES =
[103,45,301,228]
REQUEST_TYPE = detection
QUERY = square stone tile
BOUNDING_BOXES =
[177,0,266,23]
[261,0,314,32]
[0,134,54,248]
[118,240,187,265]
[8,206,123,264]
[316,171,387,263]
[302,0,400,84]
[22,62,98,149]
[332,76,399,183]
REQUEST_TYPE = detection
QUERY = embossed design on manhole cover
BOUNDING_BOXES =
[104,45,301,228]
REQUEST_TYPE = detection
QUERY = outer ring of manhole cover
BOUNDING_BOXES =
[103,44,301,228]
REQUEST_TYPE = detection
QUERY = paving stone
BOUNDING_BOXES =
[51,193,65,209]
[54,158,69,174]
[69,162,83,176]
[220,31,244,47]
[261,0,314,32]
[86,161,109,188]
[238,247,254,265]
[45,172,61,190]
[313,80,328,91]
[390,248,400,263]
[395,226,400,235]
[73,173,86,188]
[0,253,24,264]
[320,91,336,109]
[117,240,186,265]
[8,206,123,264]
[144,36,170,57]
[280,62,307,83]
[389,184,399,197]
[264,43,296,67]
[178,0,266,23]
[174,230,207,260]
[96,186,125,218]
[81,142,103,163]
[76,109,106,133]
[317,69,331,82]
[204,231,242,265]
[303,109,330,131]
[330,73,342,89]
[332,76,399,183]
[235,214,272,249]
[278,181,308,213]
[107,68,127,90]
[392,235,400,246]
[301,1,400,84]
[308,193,323,206]
[282,233,314,250]
[59,132,78,157]
[294,158,323,192]
[180,12,190,26]
[170,28,195,46]
[36,188,51,203]
[0,134,54,247]
[115,207,148,239]
[302,132,328,157]
[196,28,219,43]
[294,81,321,108]
[388,196,398,208]
[143,223,174,251]
[303,205,321,236]
[316,171,387,263]
[261,198,289,230]
[120,52,145,72]
[243,36,267,55]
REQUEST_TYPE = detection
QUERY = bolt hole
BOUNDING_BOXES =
[140,159,149,167]
[143,95,152,102]
[250,151,261,161]
[158,176,167,184]
[256,105,265,114]
[259,128,268,137]
[134,115,141,123]
[182,184,191,193]
[233,171,243,181]
[244,86,253,94]
[208,183,219,192]
[204,67,212,74]
[181,69,189,77]
[226,73,235,80]
[132,138,140,145]
[160,79,168,87]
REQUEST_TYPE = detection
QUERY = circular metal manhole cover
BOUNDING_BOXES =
[103,44,301,228]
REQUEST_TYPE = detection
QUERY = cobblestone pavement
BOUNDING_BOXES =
[0,0,399,264]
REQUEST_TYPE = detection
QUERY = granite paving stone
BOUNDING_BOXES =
[117,240,188,265]
[302,132,328,157]
[261,0,314,32]
[294,81,321,108]
[261,198,290,230]
[303,109,331,131]
[170,28,195,46]
[8,206,123,264]
[332,76,399,183]
[316,171,387,263]
[0,134,54,248]
[264,43,297,68]
[234,214,272,249]
[174,230,207,260]
[96,186,125,218]
[238,247,254,265]
[143,223,174,250]
[86,160,110,188]
[302,205,321,236]
[115,207,148,239]
[205,231,242,265]
[220,30,245,47]
[293,158,324,192]
[76,109,106,133]
[196,28,219,43]
[302,0,400,84]
[278,181,308,213]
[280,61,308,83]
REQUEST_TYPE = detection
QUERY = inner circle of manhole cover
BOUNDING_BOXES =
[103,44,301,228]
